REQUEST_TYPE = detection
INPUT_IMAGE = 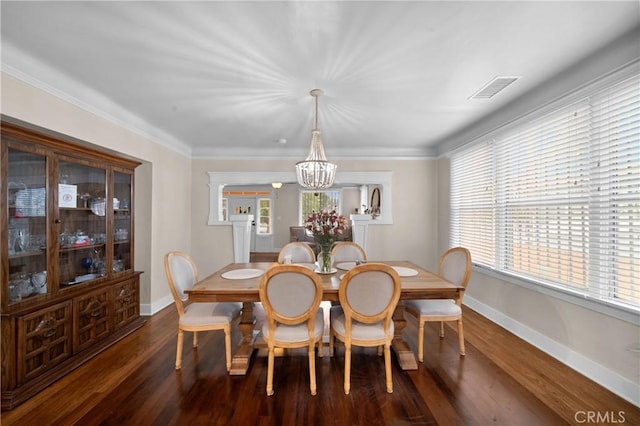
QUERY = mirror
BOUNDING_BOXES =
[369,187,381,218]
[208,171,393,225]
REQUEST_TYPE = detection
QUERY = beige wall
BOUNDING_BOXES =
[437,156,639,403]
[3,69,636,404]
[1,72,192,313]
[190,158,439,278]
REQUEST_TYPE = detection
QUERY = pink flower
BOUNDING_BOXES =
[304,210,349,237]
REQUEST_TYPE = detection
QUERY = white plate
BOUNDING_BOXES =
[393,266,418,277]
[315,268,338,275]
[221,268,264,280]
[336,262,357,270]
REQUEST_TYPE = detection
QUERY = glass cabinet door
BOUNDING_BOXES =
[58,160,107,286]
[7,148,49,304]
[113,171,132,273]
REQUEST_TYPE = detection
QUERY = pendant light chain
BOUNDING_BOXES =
[295,89,337,190]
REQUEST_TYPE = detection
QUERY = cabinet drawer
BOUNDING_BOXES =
[113,279,139,330]
[17,301,72,385]
[74,288,111,353]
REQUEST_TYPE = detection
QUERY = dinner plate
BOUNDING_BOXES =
[221,268,264,280]
[336,262,357,271]
[392,266,418,277]
[315,268,338,275]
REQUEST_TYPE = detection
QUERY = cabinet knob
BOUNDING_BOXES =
[54,219,62,224]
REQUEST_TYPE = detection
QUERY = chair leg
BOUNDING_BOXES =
[384,342,393,393]
[344,344,351,395]
[329,329,334,357]
[317,340,323,358]
[457,319,466,355]
[224,326,232,371]
[439,321,445,338]
[418,320,425,363]
[175,328,184,370]
[266,346,275,396]
[377,345,383,356]
[193,330,198,348]
[309,343,317,396]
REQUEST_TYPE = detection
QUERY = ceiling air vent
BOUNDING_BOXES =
[469,76,520,99]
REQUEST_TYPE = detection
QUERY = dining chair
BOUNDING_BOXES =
[278,241,316,264]
[330,241,367,263]
[259,264,324,396]
[403,247,472,362]
[329,263,401,394]
[164,251,242,371]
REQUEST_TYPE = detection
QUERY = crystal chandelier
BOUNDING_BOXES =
[296,89,337,190]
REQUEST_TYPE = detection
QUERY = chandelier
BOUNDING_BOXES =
[296,89,337,190]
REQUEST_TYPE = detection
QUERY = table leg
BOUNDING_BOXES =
[229,302,258,375]
[392,302,418,370]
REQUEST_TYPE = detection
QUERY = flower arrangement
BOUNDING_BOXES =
[304,210,350,272]
[304,210,349,244]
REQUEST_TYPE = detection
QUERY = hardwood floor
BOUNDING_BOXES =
[2,305,637,425]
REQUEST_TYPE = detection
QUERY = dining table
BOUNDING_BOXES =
[185,260,464,375]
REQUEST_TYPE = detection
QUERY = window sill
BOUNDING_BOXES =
[472,264,640,325]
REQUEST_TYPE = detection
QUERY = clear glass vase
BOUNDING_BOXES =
[317,247,334,273]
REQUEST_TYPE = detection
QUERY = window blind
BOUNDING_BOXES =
[450,71,640,312]
[589,76,640,308]
[495,100,592,291]
[450,142,495,266]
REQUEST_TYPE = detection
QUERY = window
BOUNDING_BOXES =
[257,198,271,234]
[299,190,341,224]
[451,72,639,312]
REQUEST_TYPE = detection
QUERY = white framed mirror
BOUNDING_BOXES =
[208,171,393,225]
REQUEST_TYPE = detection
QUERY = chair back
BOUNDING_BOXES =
[338,263,401,331]
[331,242,367,263]
[259,265,323,333]
[278,242,316,263]
[438,247,472,288]
[164,251,198,316]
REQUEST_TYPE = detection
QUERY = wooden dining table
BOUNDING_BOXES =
[185,261,464,375]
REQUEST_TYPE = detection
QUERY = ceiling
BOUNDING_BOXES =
[1,1,639,159]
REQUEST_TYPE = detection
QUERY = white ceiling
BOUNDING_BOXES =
[1,1,639,158]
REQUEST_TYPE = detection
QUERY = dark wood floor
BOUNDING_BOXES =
[2,302,638,425]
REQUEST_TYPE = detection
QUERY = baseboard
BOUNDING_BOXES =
[141,294,174,316]
[464,295,639,407]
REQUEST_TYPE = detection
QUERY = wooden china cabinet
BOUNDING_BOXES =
[1,121,144,410]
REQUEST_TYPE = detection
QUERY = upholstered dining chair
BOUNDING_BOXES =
[278,242,316,264]
[329,263,401,394]
[164,251,242,371]
[330,241,367,263]
[259,264,324,396]
[403,247,472,362]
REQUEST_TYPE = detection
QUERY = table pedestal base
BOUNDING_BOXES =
[229,301,421,374]
[229,302,258,375]
[392,303,418,370]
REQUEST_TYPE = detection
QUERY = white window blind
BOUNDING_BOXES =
[589,76,640,308]
[450,72,640,312]
[495,100,592,291]
[450,142,495,266]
